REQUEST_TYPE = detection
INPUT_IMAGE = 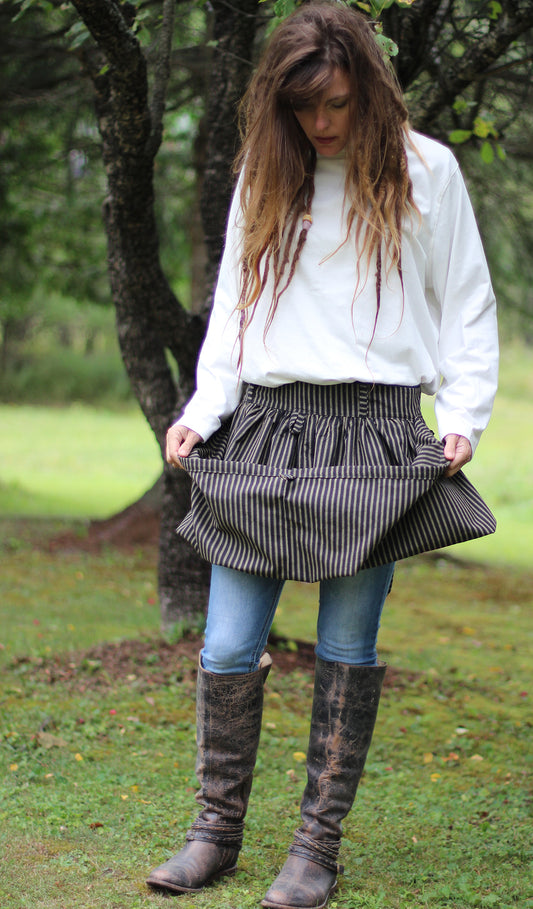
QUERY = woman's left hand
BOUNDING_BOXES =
[442,434,472,477]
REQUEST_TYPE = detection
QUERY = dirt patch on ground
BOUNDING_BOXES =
[18,634,413,693]
[47,504,161,554]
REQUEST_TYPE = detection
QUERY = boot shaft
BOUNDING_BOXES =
[195,653,272,825]
[300,658,387,844]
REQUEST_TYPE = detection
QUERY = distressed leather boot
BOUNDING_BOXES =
[262,657,386,909]
[147,652,272,894]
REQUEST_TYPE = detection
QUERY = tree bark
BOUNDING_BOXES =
[162,0,261,626]
[413,3,533,135]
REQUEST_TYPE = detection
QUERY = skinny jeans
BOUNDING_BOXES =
[201,562,395,674]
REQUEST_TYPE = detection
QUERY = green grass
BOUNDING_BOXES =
[417,341,533,568]
[0,532,531,908]
[0,537,159,665]
[0,404,161,519]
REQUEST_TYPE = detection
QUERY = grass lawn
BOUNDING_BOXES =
[0,526,531,909]
[0,403,161,519]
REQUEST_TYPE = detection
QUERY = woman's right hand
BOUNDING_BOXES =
[165,423,203,468]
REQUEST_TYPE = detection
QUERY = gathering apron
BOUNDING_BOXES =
[176,381,496,582]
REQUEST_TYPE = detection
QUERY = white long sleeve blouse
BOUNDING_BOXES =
[179,131,498,453]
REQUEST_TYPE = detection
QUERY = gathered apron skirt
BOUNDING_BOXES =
[176,381,496,582]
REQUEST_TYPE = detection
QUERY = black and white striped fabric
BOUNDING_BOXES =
[177,382,496,582]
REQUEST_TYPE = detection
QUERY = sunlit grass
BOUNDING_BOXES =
[0,403,161,519]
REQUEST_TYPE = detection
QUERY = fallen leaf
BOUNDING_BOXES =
[36,732,68,750]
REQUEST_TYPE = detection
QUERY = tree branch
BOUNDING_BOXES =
[147,0,175,158]
[474,53,533,78]
[69,0,139,70]
[414,2,533,131]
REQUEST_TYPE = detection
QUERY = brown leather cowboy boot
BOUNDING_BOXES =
[262,657,386,909]
[147,651,272,894]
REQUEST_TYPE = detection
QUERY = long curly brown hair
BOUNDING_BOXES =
[234,1,417,362]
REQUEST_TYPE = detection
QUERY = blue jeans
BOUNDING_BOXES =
[201,562,395,674]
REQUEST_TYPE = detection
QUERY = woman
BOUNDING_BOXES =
[147,4,498,908]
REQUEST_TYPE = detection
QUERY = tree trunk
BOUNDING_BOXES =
[69,0,260,628]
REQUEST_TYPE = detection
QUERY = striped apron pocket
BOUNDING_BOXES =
[176,382,496,581]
